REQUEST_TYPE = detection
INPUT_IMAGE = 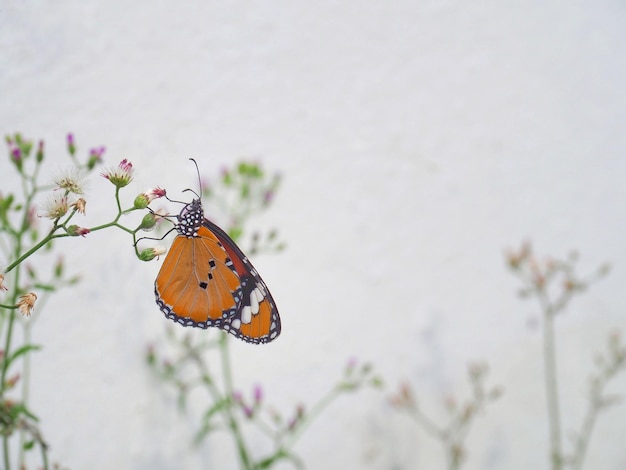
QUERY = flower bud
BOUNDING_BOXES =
[67,225,90,237]
[139,246,167,261]
[87,146,105,170]
[139,213,159,230]
[67,133,76,155]
[36,140,44,162]
[134,194,150,209]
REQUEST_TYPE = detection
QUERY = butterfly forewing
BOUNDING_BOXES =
[155,231,242,326]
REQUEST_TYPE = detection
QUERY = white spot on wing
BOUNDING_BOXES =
[241,306,252,324]
[250,292,259,315]
[231,319,241,329]
[253,287,264,304]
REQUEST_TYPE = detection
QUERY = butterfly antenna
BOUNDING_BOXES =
[189,158,203,198]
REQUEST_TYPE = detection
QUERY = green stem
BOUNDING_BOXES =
[282,384,343,449]
[571,401,596,470]
[2,255,22,470]
[541,295,563,470]
[4,233,65,273]
[5,191,140,273]
[3,434,9,470]
[219,333,252,469]
[17,322,33,468]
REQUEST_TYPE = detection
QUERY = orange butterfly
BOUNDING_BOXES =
[154,196,281,344]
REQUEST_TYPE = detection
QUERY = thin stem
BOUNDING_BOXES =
[219,333,252,469]
[2,259,22,470]
[409,408,445,440]
[282,384,343,449]
[3,434,9,470]
[4,233,65,273]
[540,294,563,470]
[571,402,597,470]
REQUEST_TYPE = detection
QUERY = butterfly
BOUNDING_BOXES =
[154,193,281,345]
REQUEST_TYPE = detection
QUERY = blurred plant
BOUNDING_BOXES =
[390,363,502,470]
[506,241,623,470]
[0,133,163,470]
[147,162,382,469]
[204,161,284,254]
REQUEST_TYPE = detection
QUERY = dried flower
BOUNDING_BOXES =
[101,159,134,187]
[17,292,37,317]
[0,274,7,292]
[71,198,87,215]
[42,194,70,219]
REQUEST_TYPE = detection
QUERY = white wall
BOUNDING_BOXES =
[1,1,626,469]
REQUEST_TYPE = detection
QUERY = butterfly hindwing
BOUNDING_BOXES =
[200,220,281,344]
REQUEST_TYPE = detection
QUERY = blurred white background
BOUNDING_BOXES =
[1,1,626,469]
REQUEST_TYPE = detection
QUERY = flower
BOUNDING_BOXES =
[253,384,263,404]
[134,187,167,209]
[42,194,70,219]
[71,198,87,215]
[17,292,37,317]
[0,274,7,291]
[54,167,86,195]
[9,144,21,162]
[67,225,90,237]
[101,159,134,187]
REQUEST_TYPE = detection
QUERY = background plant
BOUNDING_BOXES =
[146,162,382,469]
[506,242,625,470]
[0,133,161,470]
[389,242,624,470]
[390,362,501,470]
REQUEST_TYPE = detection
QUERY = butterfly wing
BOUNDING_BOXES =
[200,219,281,344]
[154,219,281,344]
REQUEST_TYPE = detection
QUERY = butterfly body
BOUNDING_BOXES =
[155,198,281,344]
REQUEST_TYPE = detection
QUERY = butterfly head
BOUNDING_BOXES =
[176,198,204,238]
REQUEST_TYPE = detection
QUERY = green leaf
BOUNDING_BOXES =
[6,344,42,369]
[33,283,56,292]
[8,402,39,422]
